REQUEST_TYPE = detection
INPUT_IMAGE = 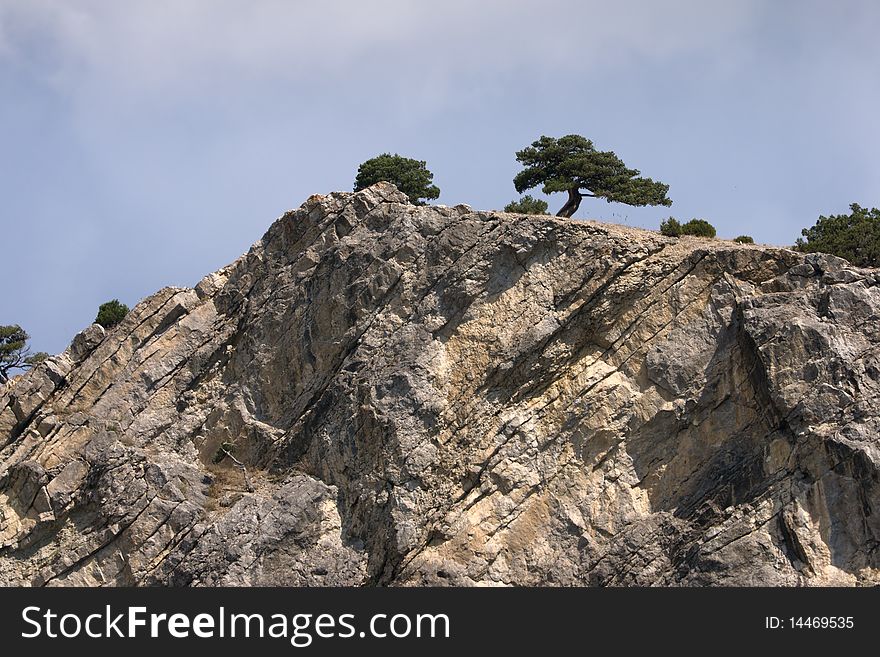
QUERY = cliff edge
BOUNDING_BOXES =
[2,182,879,586]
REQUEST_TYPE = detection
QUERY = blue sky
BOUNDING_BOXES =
[2,1,879,355]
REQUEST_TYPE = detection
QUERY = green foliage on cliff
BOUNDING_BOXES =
[504,195,549,214]
[354,153,440,205]
[796,203,880,267]
[513,134,672,217]
[95,299,129,329]
[0,325,47,382]
[660,217,716,238]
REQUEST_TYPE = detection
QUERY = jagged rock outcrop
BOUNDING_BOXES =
[2,182,879,586]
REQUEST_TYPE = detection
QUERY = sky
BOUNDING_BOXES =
[1,0,879,356]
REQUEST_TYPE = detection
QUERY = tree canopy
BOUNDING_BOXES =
[513,135,672,218]
[0,325,48,383]
[354,153,440,205]
[796,203,880,268]
[95,299,129,329]
[504,195,549,215]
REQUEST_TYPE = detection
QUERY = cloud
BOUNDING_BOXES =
[1,0,762,106]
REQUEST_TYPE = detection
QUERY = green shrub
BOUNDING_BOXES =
[733,235,754,244]
[660,217,682,237]
[660,217,717,238]
[504,195,549,214]
[95,299,129,328]
[681,219,716,238]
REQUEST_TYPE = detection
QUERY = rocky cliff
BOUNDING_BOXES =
[2,183,879,586]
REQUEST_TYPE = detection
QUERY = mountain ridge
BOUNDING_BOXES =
[2,182,879,586]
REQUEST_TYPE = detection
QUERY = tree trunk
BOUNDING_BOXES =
[556,187,582,218]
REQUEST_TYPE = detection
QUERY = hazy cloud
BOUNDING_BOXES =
[1,1,879,355]
[2,1,763,103]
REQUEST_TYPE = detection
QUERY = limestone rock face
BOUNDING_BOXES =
[2,182,879,586]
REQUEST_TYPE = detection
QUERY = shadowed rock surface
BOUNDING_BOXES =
[2,182,879,586]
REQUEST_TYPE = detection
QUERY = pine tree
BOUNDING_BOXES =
[354,153,440,205]
[513,135,671,218]
[0,325,48,383]
[796,203,880,267]
[95,299,129,329]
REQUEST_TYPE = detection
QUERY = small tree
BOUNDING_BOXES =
[660,217,682,237]
[733,235,754,244]
[353,153,440,205]
[95,299,129,329]
[504,195,549,215]
[0,325,48,383]
[513,134,672,218]
[796,203,880,267]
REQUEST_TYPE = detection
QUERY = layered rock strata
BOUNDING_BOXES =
[2,183,879,586]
